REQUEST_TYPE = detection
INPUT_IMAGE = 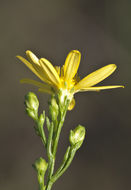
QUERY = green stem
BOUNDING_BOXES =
[46,122,54,180]
[46,180,53,190]
[45,97,69,190]
[34,114,46,147]
[52,101,69,157]
[38,172,45,190]
[53,146,71,175]
[51,147,77,183]
[37,120,47,147]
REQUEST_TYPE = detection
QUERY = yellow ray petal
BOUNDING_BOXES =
[16,55,50,83]
[38,88,54,95]
[75,85,124,93]
[26,51,54,84]
[61,65,64,77]
[74,64,117,91]
[55,66,60,76]
[20,78,53,94]
[64,50,81,81]
[68,98,75,110]
[26,50,40,65]
[30,61,53,85]
[40,58,61,87]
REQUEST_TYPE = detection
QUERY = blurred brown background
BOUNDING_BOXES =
[0,0,130,190]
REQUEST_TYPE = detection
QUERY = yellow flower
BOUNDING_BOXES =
[17,50,124,110]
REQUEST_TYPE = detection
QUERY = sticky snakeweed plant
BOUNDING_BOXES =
[17,50,124,190]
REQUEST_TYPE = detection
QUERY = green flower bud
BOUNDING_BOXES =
[39,111,45,126]
[25,92,39,111]
[69,125,86,149]
[49,96,58,121]
[33,157,48,174]
[25,92,39,120]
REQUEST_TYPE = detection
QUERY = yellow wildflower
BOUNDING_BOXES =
[17,50,124,110]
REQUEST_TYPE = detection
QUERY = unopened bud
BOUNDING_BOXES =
[39,111,45,126]
[33,157,48,174]
[69,125,85,149]
[25,92,39,120]
[49,96,58,121]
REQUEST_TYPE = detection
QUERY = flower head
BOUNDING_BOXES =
[17,50,124,110]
